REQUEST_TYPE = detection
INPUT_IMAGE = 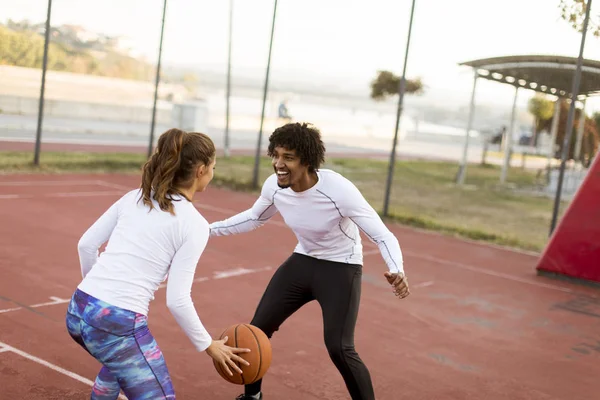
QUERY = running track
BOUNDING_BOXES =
[0,173,598,400]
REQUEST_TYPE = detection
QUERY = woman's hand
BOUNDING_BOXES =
[205,337,251,376]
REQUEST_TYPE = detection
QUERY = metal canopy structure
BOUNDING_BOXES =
[460,55,600,99]
[455,53,600,186]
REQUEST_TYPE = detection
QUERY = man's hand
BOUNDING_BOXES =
[384,271,410,299]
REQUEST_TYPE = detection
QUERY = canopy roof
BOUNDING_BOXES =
[459,55,600,98]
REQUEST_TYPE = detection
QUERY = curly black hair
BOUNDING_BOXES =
[267,122,326,172]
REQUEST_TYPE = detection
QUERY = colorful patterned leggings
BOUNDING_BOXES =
[66,289,175,399]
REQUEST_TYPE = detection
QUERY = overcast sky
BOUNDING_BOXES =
[3,0,600,110]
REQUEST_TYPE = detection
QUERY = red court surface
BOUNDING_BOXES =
[0,173,599,400]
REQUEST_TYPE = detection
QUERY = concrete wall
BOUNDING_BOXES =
[0,65,193,126]
[0,94,173,124]
[0,65,188,104]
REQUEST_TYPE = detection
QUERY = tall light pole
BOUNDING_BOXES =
[33,0,53,166]
[148,0,168,158]
[549,0,592,235]
[382,0,417,216]
[224,0,234,158]
[252,0,278,189]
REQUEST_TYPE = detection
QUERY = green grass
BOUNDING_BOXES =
[1,150,569,252]
[0,151,147,174]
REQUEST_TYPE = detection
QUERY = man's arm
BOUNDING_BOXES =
[332,177,409,298]
[209,175,279,237]
[333,178,404,275]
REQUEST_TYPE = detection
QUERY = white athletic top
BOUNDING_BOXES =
[77,189,213,352]
[209,169,404,273]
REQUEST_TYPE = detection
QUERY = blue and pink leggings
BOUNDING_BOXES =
[66,289,175,399]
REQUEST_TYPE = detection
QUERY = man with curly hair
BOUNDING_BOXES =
[209,122,409,400]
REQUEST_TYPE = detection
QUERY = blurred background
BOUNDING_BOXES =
[1,0,599,253]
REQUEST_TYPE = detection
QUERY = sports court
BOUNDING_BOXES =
[0,173,598,400]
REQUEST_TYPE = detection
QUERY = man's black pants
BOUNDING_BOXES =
[244,252,375,400]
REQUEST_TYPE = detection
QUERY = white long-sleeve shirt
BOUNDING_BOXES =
[77,189,213,352]
[209,169,404,274]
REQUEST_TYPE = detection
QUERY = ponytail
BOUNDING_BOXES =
[140,128,215,214]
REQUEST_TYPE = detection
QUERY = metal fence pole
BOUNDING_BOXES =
[382,0,417,217]
[500,86,519,183]
[148,0,168,158]
[456,70,478,184]
[549,0,592,236]
[224,0,234,158]
[252,0,278,189]
[33,0,53,166]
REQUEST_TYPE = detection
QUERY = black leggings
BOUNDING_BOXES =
[245,253,375,400]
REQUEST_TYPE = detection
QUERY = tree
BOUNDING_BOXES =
[0,21,155,81]
[558,0,600,37]
[528,94,555,146]
[593,112,600,131]
[538,100,599,166]
[369,70,424,101]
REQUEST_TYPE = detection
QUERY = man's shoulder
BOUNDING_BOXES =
[262,173,279,192]
[319,169,356,189]
[318,169,362,200]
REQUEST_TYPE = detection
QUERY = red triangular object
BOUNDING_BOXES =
[536,153,600,283]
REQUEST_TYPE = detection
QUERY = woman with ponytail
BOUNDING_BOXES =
[66,128,249,399]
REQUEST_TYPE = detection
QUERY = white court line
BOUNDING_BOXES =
[412,280,435,289]
[0,190,125,200]
[0,179,568,293]
[158,267,271,289]
[0,341,127,399]
[94,181,133,191]
[0,297,70,314]
[367,248,552,293]
[195,200,572,293]
[0,180,98,186]
[0,180,127,200]
[190,194,535,257]
[30,296,70,308]
[158,276,209,289]
[0,340,95,386]
[368,250,573,294]
[0,307,22,314]
[0,267,272,314]
[400,223,541,257]
[363,249,380,256]
[47,190,125,198]
[0,266,271,396]
[213,266,272,279]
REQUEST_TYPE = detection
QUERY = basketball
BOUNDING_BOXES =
[213,324,272,385]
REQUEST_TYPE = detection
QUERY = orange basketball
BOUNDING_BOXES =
[213,324,272,385]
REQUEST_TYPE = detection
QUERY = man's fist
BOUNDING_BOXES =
[384,271,410,299]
